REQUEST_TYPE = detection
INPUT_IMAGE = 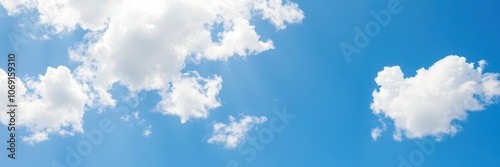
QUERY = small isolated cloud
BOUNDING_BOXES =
[133,111,139,119]
[371,127,383,141]
[371,118,387,141]
[120,115,131,122]
[120,111,151,135]
[371,119,387,141]
[143,125,152,137]
[208,115,267,149]
[156,72,222,123]
[371,55,500,141]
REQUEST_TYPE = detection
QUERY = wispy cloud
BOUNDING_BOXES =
[208,115,267,149]
[143,125,152,137]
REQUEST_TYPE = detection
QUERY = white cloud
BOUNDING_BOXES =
[371,127,383,141]
[156,72,222,123]
[0,0,303,143]
[143,125,152,137]
[120,115,130,122]
[371,56,500,141]
[254,0,305,29]
[133,111,139,119]
[0,0,35,15]
[0,66,88,144]
[201,18,274,61]
[208,115,267,149]
[1,0,118,33]
[63,0,303,121]
[1,0,304,103]
[371,119,386,141]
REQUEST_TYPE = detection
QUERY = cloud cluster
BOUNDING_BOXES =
[371,56,500,141]
[0,66,88,144]
[208,115,267,149]
[0,0,303,143]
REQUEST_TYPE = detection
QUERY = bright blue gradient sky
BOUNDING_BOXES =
[1,0,500,167]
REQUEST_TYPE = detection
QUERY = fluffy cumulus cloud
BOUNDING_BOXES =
[0,0,303,143]
[0,66,88,144]
[156,72,222,123]
[64,0,304,119]
[371,56,500,141]
[208,115,267,149]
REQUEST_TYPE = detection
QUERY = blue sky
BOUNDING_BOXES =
[1,0,500,167]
